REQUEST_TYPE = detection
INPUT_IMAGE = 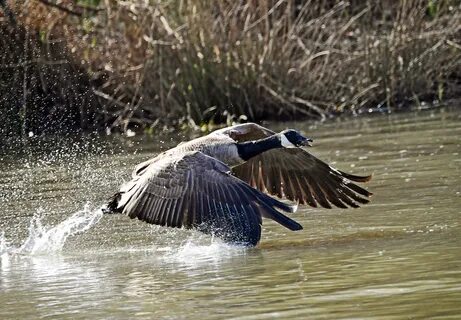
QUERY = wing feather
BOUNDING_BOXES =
[232,146,372,209]
[215,123,371,209]
[213,123,275,142]
[116,151,301,245]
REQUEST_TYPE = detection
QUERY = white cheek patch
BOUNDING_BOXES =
[281,134,296,148]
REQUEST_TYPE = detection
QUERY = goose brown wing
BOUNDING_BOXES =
[216,123,372,208]
[213,122,274,141]
[232,147,372,209]
[119,151,301,245]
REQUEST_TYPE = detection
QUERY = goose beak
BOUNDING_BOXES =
[301,138,313,147]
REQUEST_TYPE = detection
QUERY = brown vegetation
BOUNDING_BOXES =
[1,0,460,137]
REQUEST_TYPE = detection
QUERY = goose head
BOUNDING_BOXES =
[280,129,313,148]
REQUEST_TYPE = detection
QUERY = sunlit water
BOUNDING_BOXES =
[1,108,460,319]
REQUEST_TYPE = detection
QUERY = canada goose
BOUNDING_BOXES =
[106,123,372,246]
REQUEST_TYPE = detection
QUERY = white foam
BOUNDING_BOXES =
[161,235,248,269]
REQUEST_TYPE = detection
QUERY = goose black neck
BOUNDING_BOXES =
[236,135,281,161]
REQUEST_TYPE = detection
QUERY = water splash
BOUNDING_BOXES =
[2,204,103,256]
[0,231,9,256]
[161,236,248,269]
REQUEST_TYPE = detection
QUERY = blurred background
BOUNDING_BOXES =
[1,0,460,140]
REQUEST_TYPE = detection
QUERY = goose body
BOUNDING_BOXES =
[106,123,372,246]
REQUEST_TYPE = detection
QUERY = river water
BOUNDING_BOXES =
[1,108,460,319]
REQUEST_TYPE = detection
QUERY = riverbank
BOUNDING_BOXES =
[1,1,460,138]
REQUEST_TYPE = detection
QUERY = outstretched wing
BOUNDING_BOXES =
[213,122,274,142]
[232,148,372,208]
[117,151,302,245]
[216,123,372,208]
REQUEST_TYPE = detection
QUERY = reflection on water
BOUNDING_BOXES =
[1,108,460,319]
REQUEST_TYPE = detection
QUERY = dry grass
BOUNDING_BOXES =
[1,0,460,135]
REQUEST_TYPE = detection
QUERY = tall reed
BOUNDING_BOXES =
[1,0,460,135]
